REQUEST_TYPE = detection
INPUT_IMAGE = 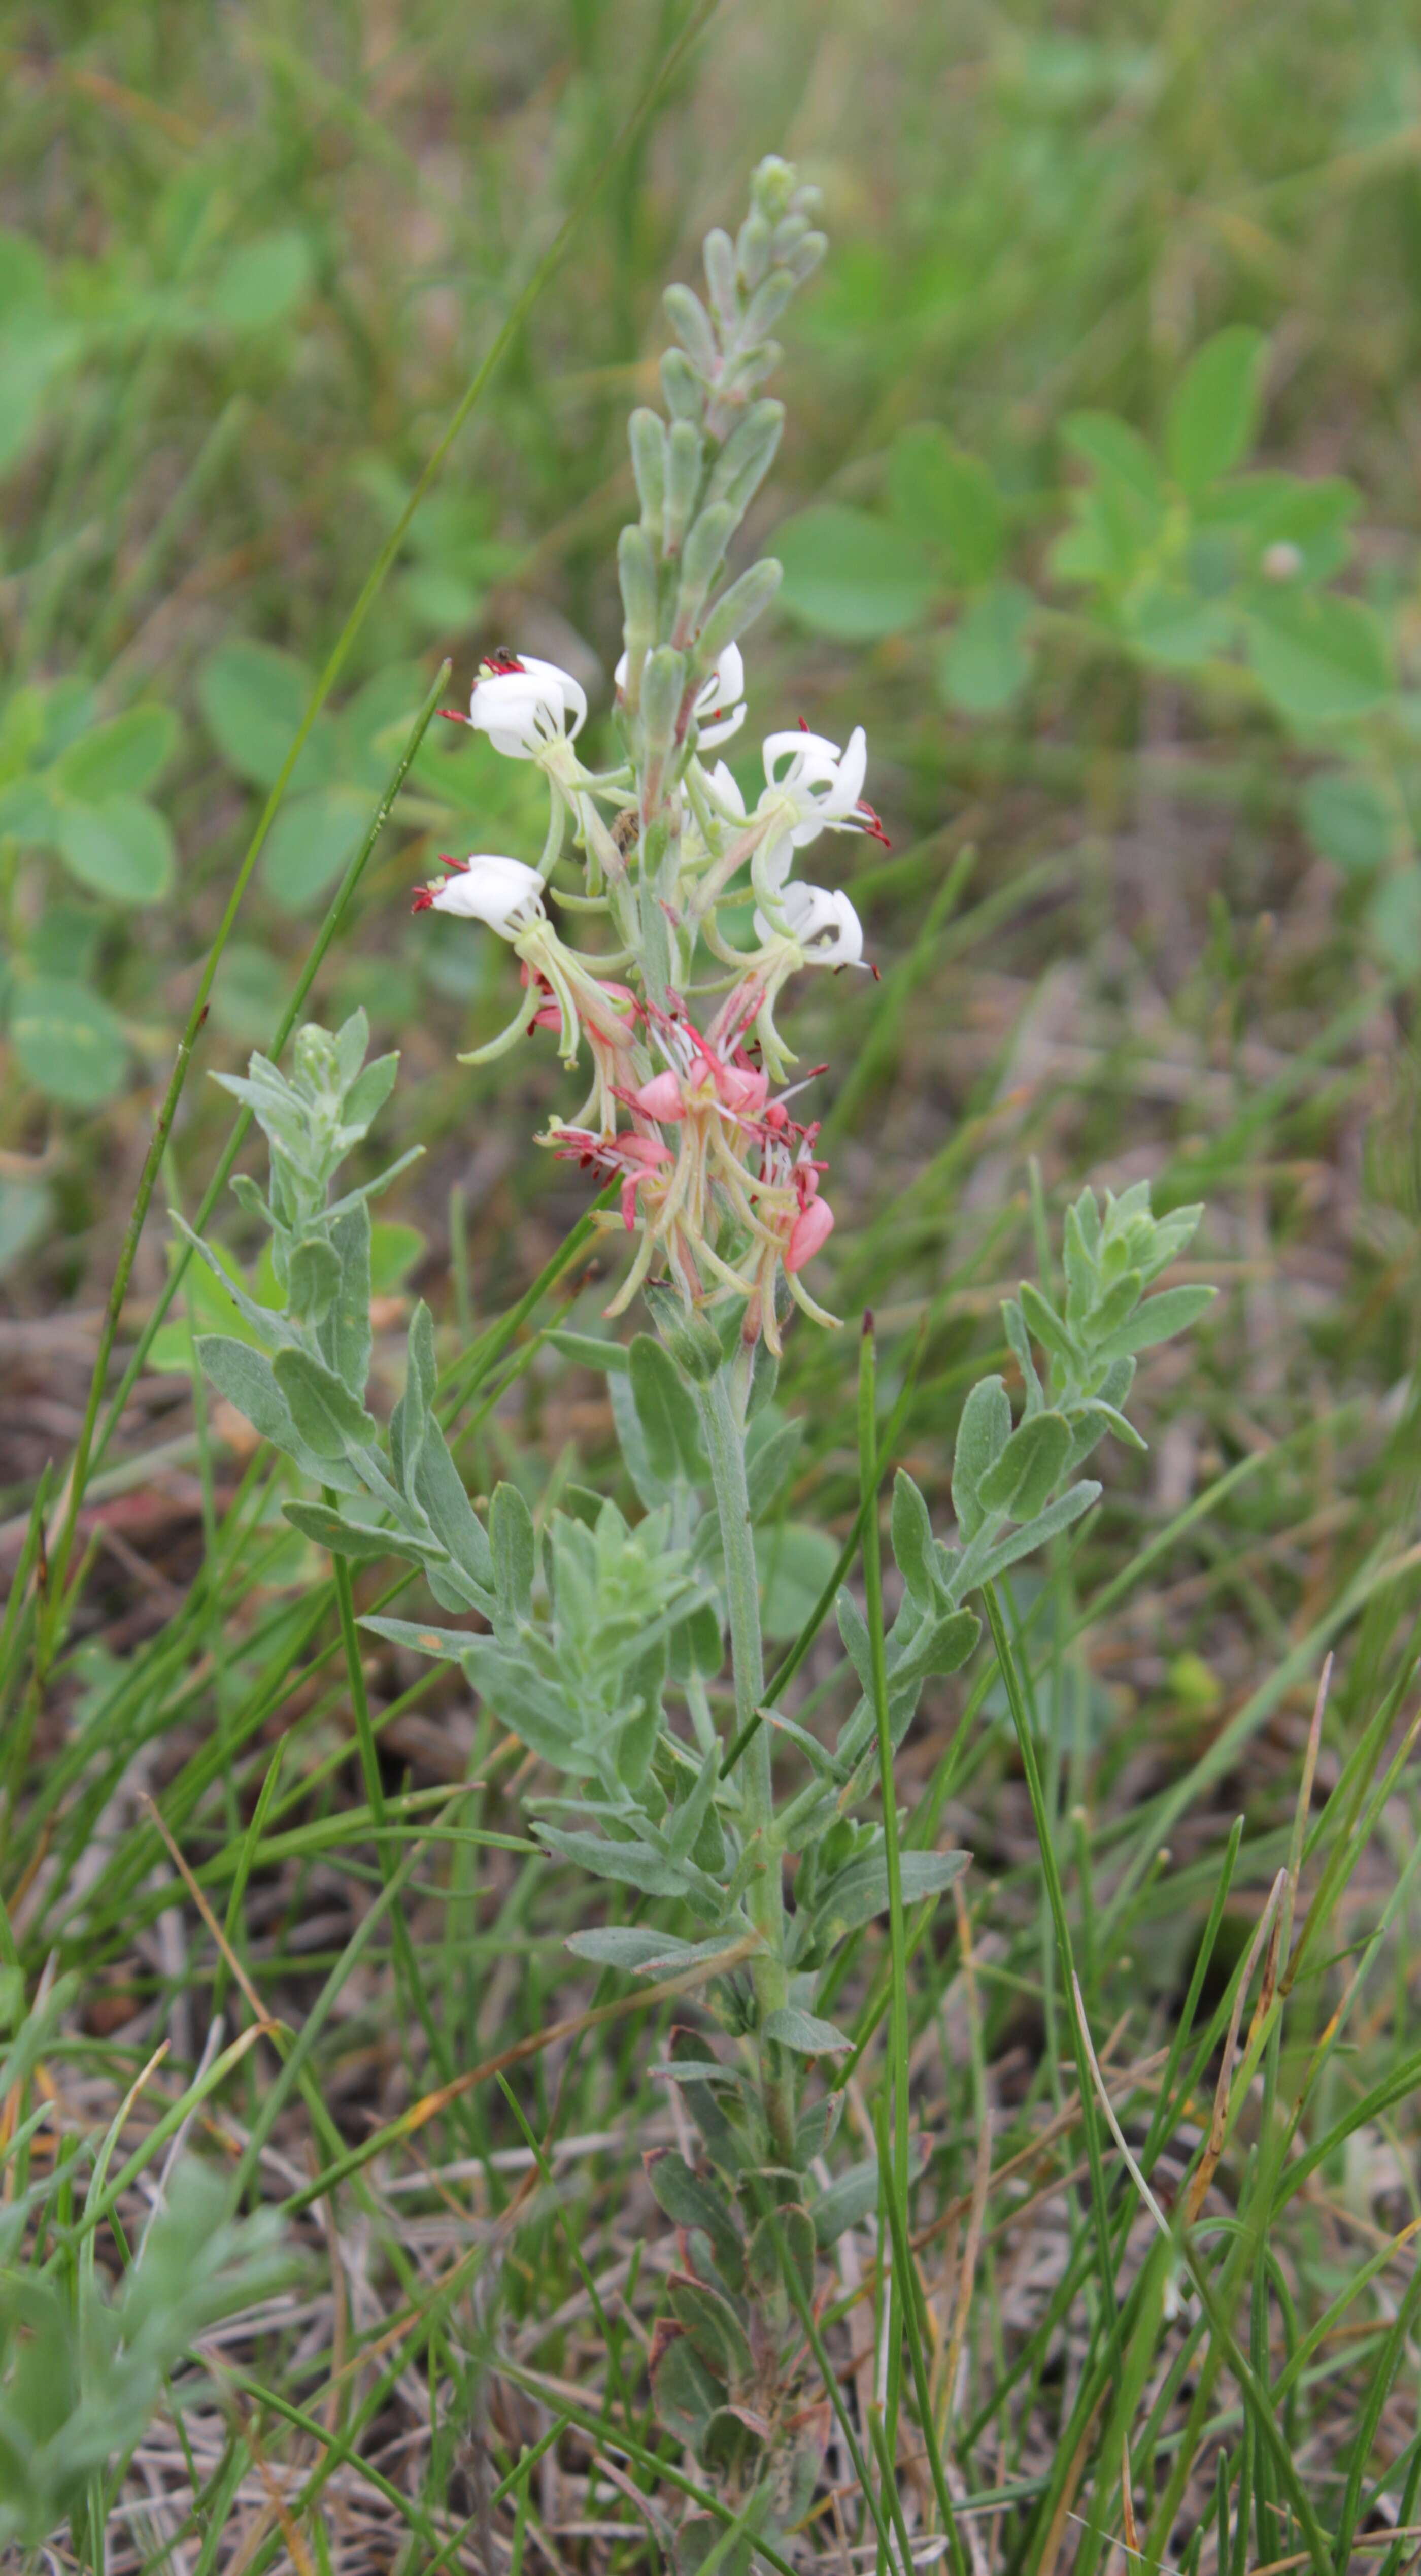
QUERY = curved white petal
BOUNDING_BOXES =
[697,699,747,750]
[762,727,843,790]
[705,759,747,818]
[428,855,546,935]
[754,882,863,965]
[467,655,586,754]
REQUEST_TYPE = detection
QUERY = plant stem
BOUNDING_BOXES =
[698,1362,794,2162]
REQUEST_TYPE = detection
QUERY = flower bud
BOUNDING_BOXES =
[640,646,686,764]
[787,231,828,284]
[628,409,666,543]
[706,400,784,518]
[736,210,772,292]
[703,226,738,329]
[676,501,737,633]
[660,347,705,424]
[743,269,796,339]
[663,283,719,374]
[664,419,704,556]
[695,558,781,671]
[750,155,796,223]
[787,1194,834,1273]
[618,526,658,700]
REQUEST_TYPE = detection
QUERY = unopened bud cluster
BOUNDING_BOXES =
[413,159,882,1354]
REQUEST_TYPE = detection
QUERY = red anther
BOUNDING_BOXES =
[411,887,435,912]
[438,707,468,724]
[481,648,526,676]
[797,715,810,730]
[856,799,892,849]
[436,854,470,872]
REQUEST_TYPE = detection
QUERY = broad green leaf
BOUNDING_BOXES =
[952,1374,1011,1536]
[0,1178,47,1277]
[1061,411,1165,515]
[28,904,101,981]
[53,795,175,905]
[651,2333,723,2449]
[774,503,936,641]
[645,2151,744,2279]
[209,942,287,1042]
[197,641,333,793]
[974,1478,1100,1582]
[271,1344,374,1457]
[762,2005,851,2056]
[1200,471,1357,583]
[0,774,57,840]
[547,1328,631,1375]
[1121,585,1234,670]
[630,1334,706,1485]
[196,1334,355,1488]
[1246,590,1393,727]
[259,785,368,911]
[887,424,1005,584]
[564,1927,709,1972]
[1165,327,1266,493]
[938,580,1033,712]
[54,706,179,800]
[817,1847,971,1942]
[977,1410,1070,1517]
[534,1824,720,1910]
[490,1481,536,1623]
[667,2276,754,2385]
[1300,772,1392,876]
[809,2163,878,2247]
[755,1521,838,1639]
[1094,1283,1216,1361]
[281,1502,402,1562]
[210,231,314,331]
[1366,868,1421,973]
[10,977,127,1107]
[890,1468,937,1607]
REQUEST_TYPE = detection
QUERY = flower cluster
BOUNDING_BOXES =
[414,647,879,1352]
[411,156,876,1352]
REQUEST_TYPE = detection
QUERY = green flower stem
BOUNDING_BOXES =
[698,1362,794,2162]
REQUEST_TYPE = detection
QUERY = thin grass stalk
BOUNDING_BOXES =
[982,1579,1118,2315]
[860,1316,912,2484]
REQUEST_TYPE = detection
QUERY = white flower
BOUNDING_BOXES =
[692,643,746,747]
[461,653,587,758]
[753,880,864,966]
[754,724,886,894]
[412,854,546,937]
[704,757,747,818]
[615,643,746,747]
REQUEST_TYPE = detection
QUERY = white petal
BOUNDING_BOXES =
[829,725,868,819]
[697,700,747,750]
[514,654,588,738]
[762,727,843,790]
[429,855,545,935]
[705,759,747,818]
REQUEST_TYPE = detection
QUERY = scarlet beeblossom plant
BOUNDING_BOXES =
[184,159,1213,2571]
